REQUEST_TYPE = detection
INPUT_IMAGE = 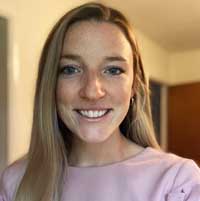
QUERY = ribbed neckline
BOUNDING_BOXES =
[68,146,152,170]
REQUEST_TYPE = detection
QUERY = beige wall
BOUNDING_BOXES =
[135,29,170,83]
[169,49,200,85]
[0,0,199,166]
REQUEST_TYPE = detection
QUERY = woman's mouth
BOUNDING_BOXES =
[75,109,112,119]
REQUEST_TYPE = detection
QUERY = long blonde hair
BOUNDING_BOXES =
[15,2,160,201]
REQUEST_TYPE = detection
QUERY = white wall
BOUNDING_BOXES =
[135,29,170,83]
[169,49,200,85]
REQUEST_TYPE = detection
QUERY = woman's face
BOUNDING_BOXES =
[56,21,134,144]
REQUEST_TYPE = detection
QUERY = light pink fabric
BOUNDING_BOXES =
[1,147,200,201]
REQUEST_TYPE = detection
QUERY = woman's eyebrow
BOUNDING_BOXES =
[104,56,128,62]
[60,54,128,63]
[60,54,82,62]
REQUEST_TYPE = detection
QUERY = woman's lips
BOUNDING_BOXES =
[74,109,112,121]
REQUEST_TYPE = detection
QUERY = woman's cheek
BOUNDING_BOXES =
[56,79,78,101]
[110,79,132,100]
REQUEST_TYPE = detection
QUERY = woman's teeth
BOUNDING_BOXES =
[78,110,109,118]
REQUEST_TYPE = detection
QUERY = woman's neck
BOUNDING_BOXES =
[67,131,143,167]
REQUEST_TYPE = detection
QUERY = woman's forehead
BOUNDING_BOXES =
[61,21,133,62]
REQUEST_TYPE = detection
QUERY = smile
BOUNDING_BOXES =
[75,109,111,118]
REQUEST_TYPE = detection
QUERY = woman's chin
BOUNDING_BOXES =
[76,127,112,144]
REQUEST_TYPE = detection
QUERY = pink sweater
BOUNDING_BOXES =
[1,147,200,201]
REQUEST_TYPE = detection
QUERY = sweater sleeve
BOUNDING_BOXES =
[0,159,27,201]
[0,169,9,201]
[167,159,200,201]
[0,195,6,201]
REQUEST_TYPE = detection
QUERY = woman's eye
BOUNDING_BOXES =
[60,65,81,75]
[104,66,124,75]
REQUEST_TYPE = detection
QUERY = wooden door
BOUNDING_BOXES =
[168,82,200,165]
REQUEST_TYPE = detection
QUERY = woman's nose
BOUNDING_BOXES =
[79,73,106,101]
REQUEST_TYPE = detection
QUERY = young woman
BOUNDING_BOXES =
[0,2,200,201]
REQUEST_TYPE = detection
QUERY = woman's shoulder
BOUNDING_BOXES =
[121,145,199,173]
[132,147,200,179]
[137,147,200,200]
[0,157,27,201]
[0,156,27,182]
[144,147,197,167]
[145,147,200,184]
